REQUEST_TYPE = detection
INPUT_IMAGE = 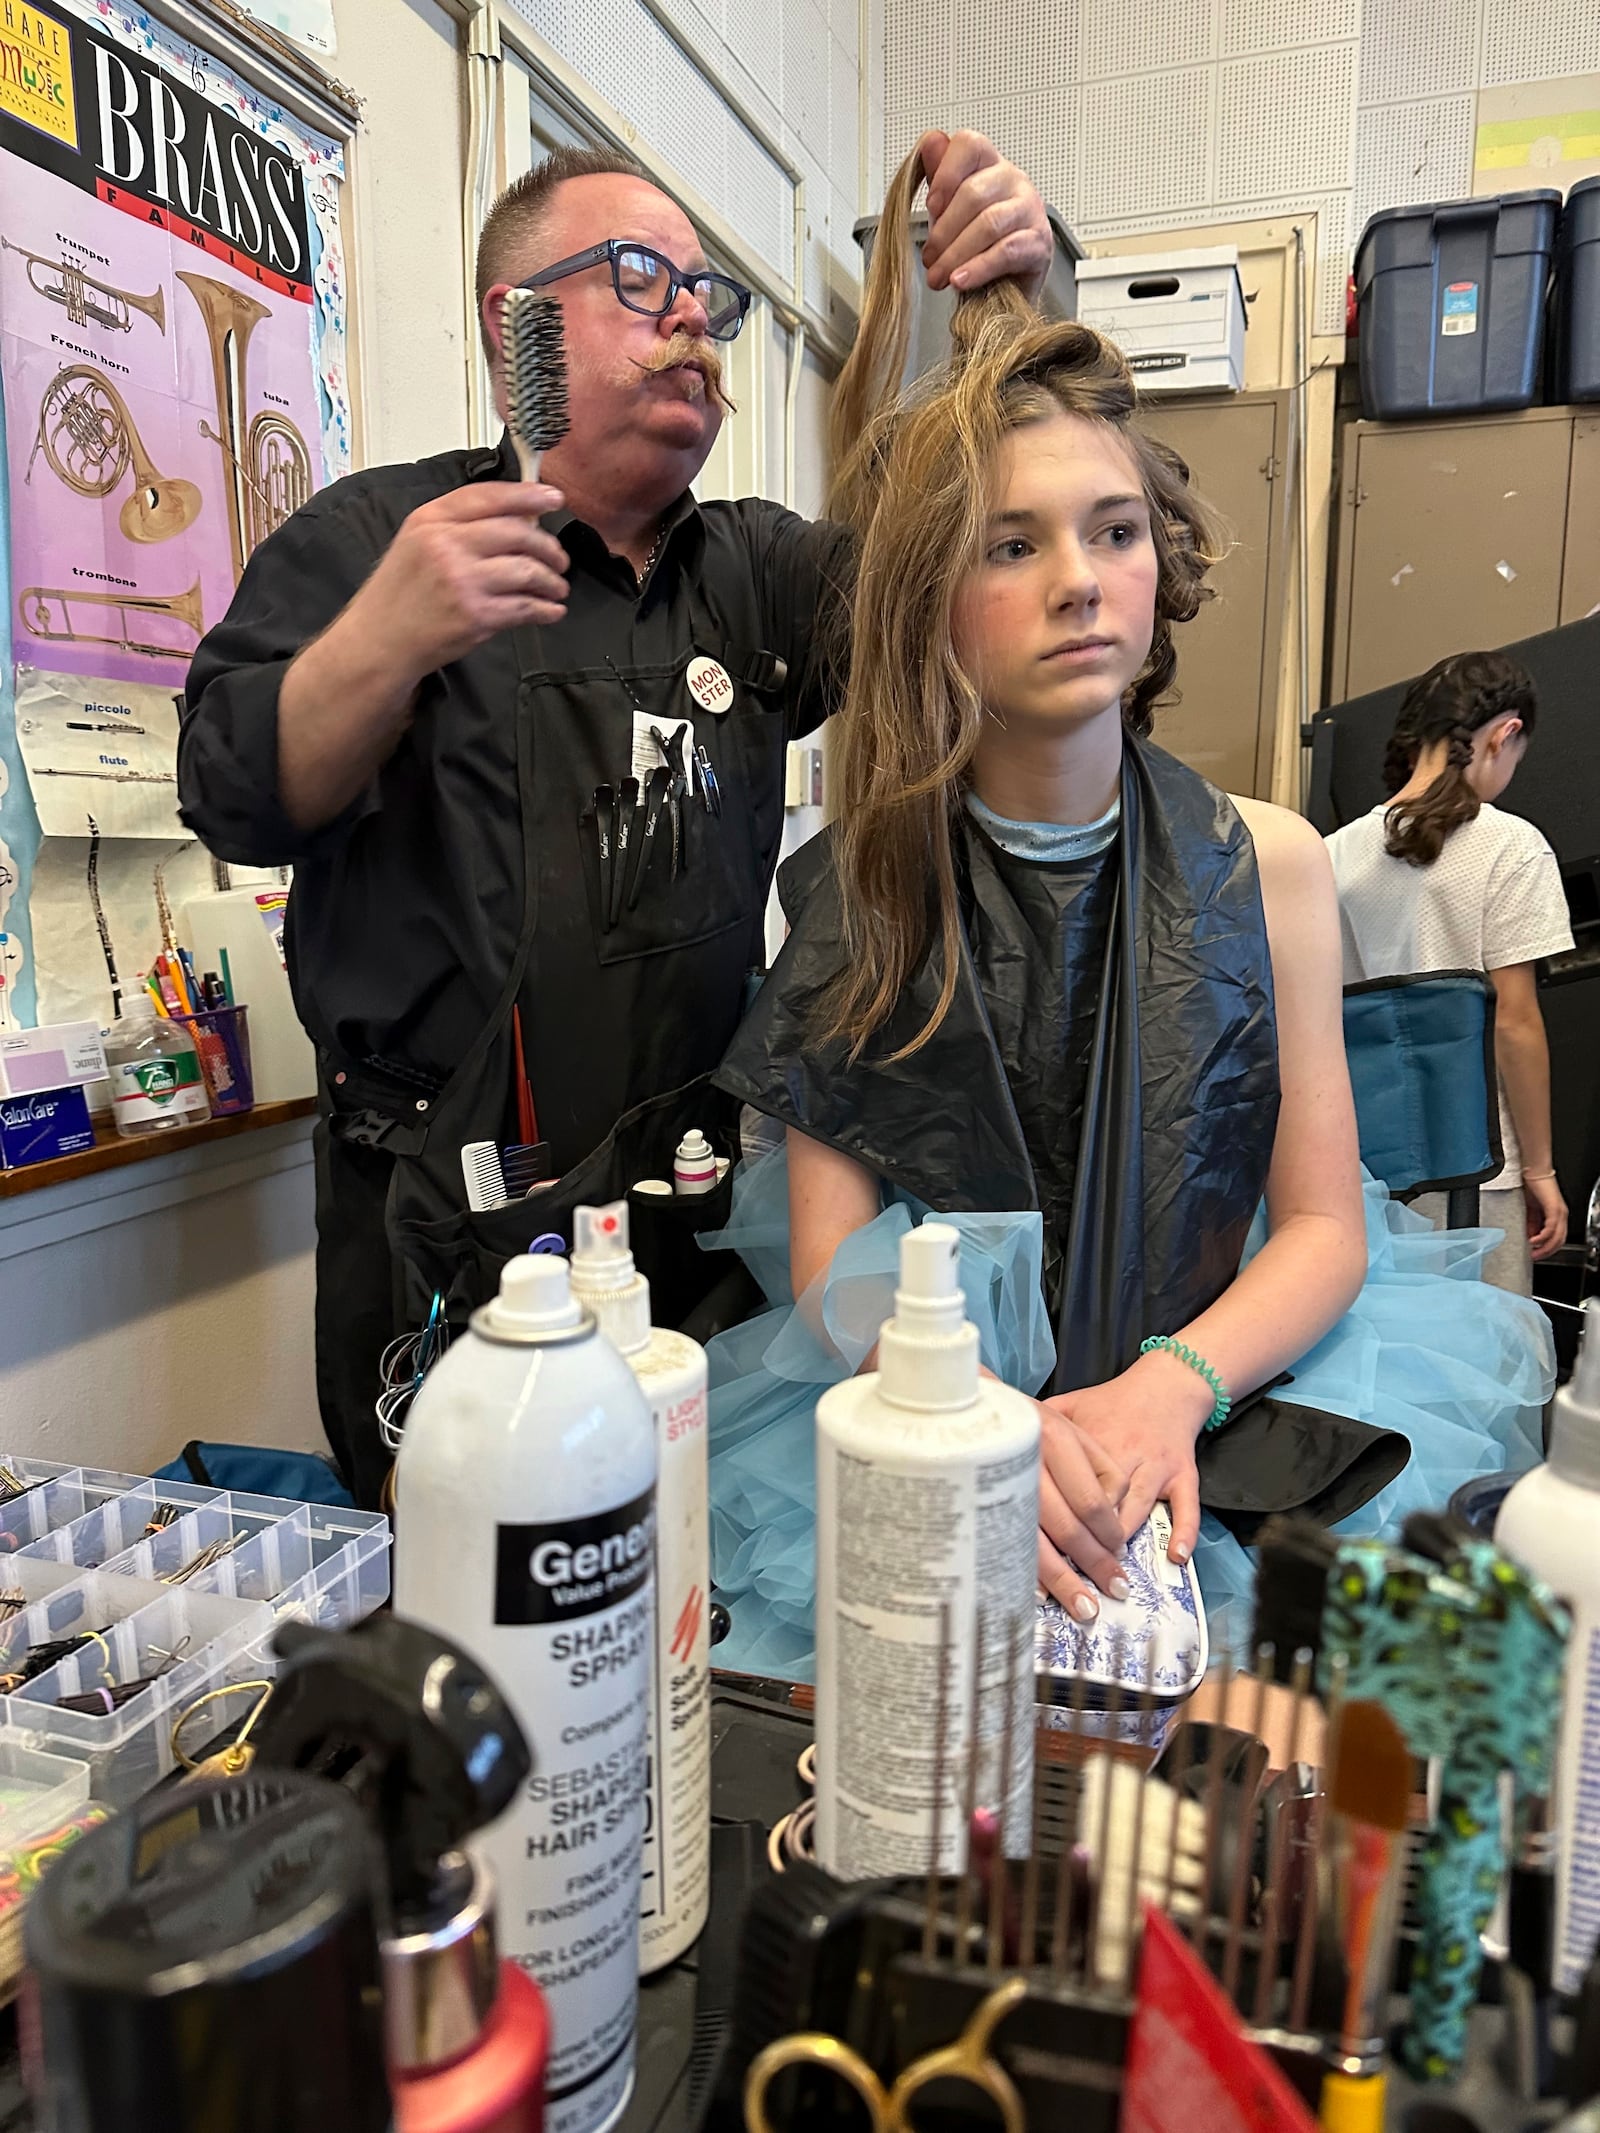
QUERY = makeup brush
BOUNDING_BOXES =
[1318,1700,1412,2133]
[502,286,570,481]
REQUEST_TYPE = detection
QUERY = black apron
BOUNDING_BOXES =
[375,580,784,1332]
[716,737,1410,1530]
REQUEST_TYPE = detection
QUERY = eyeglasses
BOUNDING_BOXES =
[520,239,753,342]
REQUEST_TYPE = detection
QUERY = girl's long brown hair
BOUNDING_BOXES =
[820,150,1227,1061]
[1381,650,1538,867]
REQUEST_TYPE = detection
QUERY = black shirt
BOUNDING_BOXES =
[178,432,852,1107]
[964,824,1118,1319]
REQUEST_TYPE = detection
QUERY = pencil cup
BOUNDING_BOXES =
[177,1006,254,1116]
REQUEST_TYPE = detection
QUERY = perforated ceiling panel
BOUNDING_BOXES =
[830,33,860,194]
[1480,1,1600,89]
[723,0,785,109]
[884,0,950,135]
[783,0,833,165]
[1218,46,1356,200]
[1353,95,1476,235]
[1222,0,1357,56]
[956,0,1080,98]
[1080,0,1213,84]
[1357,0,1478,103]
[1077,67,1217,222]
[513,0,803,292]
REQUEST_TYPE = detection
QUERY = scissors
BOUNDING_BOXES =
[742,1973,1027,2133]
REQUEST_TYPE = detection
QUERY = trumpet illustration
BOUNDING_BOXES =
[0,240,165,335]
[18,581,205,663]
[178,269,312,584]
[27,364,202,544]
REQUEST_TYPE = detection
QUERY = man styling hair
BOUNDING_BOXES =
[177,131,1054,1505]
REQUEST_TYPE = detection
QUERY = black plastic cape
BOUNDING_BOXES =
[716,737,1410,1533]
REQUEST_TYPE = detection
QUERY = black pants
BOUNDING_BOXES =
[312,1116,401,1510]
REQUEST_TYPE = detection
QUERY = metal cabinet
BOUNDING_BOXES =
[1329,405,1600,702]
[1136,391,1289,798]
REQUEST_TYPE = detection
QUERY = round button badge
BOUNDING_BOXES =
[686,656,734,715]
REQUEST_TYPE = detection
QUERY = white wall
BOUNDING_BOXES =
[882,0,1596,337]
[0,1122,320,1473]
[341,0,472,461]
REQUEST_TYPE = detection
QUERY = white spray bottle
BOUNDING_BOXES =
[814,1221,1040,1880]
[394,1254,655,2133]
[1496,1297,1600,1997]
[569,1201,711,1974]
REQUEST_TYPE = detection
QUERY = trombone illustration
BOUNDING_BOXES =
[18,581,205,664]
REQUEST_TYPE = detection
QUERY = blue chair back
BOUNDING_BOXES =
[1342,971,1502,1203]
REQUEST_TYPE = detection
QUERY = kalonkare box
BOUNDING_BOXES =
[0,1086,94,1169]
[1075,247,1247,393]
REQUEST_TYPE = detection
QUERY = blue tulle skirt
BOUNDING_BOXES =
[703,1152,1554,1679]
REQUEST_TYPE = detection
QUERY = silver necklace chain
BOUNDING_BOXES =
[638,520,667,584]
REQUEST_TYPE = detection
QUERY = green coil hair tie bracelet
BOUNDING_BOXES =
[1139,1336,1233,1432]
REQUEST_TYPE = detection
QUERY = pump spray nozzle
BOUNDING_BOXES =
[253,1616,535,2079]
[879,1220,980,1413]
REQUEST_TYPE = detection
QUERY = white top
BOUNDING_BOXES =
[1326,802,1574,1187]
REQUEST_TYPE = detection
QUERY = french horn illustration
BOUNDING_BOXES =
[27,364,202,544]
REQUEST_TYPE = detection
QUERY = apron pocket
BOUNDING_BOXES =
[392,1074,742,1328]
[576,793,754,967]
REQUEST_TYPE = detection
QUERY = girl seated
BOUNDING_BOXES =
[703,163,1554,1678]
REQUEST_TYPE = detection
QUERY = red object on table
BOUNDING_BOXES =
[390,1959,548,2132]
[1124,1906,1319,2133]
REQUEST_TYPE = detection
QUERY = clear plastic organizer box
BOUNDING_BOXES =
[0,1458,390,1808]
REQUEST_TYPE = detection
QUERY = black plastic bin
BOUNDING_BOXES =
[1554,174,1600,403]
[1355,190,1561,420]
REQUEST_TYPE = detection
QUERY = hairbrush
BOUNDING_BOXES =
[502,286,570,481]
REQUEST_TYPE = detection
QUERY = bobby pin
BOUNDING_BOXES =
[0,1467,35,1509]
[164,1532,244,1585]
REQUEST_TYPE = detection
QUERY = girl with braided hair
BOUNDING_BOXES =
[1328,650,1573,1292]
[697,160,1555,1677]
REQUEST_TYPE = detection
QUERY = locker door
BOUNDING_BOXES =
[1136,396,1283,796]
[1342,416,1570,698]
[1561,415,1600,626]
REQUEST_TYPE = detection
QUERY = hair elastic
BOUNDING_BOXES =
[1139,1336,1232,1431]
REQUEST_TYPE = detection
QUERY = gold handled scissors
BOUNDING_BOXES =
[743,1974,1027,2133]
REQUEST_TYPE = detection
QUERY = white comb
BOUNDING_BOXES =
[461,1140,508,1213]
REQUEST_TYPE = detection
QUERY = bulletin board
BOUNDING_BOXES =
[0,0,351,1030]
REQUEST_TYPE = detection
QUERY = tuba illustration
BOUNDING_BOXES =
[178,269,313,585]
[28,365,202,544]
[0,239,166,335]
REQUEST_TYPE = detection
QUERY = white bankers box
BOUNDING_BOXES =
[1077,248,1247,394]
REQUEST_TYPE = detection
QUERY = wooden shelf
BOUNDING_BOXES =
[0,1097,317,1201]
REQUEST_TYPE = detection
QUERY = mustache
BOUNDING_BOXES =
[633,336,736,414]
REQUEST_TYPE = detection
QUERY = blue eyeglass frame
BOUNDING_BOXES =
[519,238,753,341]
